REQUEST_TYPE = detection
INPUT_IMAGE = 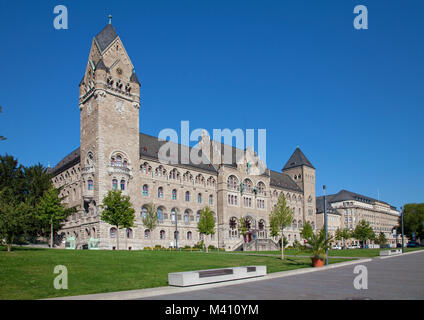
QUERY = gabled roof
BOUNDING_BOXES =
[317,189,396,210]
[95,24,118,53]
[283,148,314,170]
[270,170,302,192]
[95,58,109,72]
[139,133,217,173]
[48,147,80,176]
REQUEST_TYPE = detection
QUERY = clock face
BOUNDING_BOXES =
[116,67,123,75]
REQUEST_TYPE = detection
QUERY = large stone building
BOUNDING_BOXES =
[316,189,400,247]
[49,22,318,251]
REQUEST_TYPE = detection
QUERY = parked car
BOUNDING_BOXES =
[406,241,420,248]
[332,245,342,250]
[396,243,402,248]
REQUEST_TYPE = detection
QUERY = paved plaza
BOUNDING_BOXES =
[142,251,424,300]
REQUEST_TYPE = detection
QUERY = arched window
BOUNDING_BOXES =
[120,180,125,190]
[227,175,239,191]
[243,179,253,193]
[112,179,118,190]
[160,230,166,239]
[185,191,190,202]
[172,189,177,200]
[158,187,164,199]
[141,162,151,174]
[157,207,163,222]
[141,206,147,219]
[197,193,202,204]
[110,227,117,238]
[88,180,94,190]
[258,220,265,230]
[298,220,303,229]
[184,210,190,224]
[116,155,122,166]
[229,217,237,230]
[126,228,133,239]
[169,168,180,180]
[196,211,201,222]
[257,181,266,195]
[187,231,192,240]
[209,194,213,205]
[144,229,150,239]
[142,184,149,196]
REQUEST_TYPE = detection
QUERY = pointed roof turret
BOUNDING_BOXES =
[95,57,109,72]
[94,22,118,53]
[283,147,315,170]
[130,69,140,85]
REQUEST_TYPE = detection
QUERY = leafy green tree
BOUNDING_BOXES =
[375,232,387,247]
[0,155,26,200]
[0,188,32,252]
[353,220,375,248]
[270,194,294,260]
[197,206,215,253]
[300,221,313,241]
[397,204,424,240]
[37,187,70,248]
[335,228,352,249]
[238,217,249,251]
[142,202,159,249]
[101,190,135,250]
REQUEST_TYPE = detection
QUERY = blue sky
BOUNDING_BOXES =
[0,1,423,209]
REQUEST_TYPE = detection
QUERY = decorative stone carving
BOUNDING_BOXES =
[94,90,106,102]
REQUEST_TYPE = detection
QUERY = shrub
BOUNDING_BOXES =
[144,246,152,250]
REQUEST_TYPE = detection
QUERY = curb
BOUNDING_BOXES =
[378,249,424,260]
[45,258,371,300]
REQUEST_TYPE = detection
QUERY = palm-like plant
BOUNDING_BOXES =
[306,227,333,260]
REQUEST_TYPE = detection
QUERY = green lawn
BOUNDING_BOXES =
[0,246,351,300]
[230,247,424,258]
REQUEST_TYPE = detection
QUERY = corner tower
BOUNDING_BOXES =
[282,148,316,227]
[79,20,141,211]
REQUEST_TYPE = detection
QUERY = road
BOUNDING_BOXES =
[142,251,424,300]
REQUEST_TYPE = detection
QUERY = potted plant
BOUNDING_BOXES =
[306,227,333,267]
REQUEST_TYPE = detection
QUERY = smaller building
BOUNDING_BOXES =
[316,189,400,247]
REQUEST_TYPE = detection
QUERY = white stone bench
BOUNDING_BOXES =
[168,266,267,287]
[380,249,402,256]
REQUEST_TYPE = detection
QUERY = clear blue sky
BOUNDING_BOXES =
[0,1,423,209]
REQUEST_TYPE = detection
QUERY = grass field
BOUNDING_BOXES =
[0,246,352,300]
[230,247,424,257]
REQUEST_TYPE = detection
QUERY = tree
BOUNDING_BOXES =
[141,202,159,249]
[37,187,70,248]
[0,155,25,199]
[197,206,215,253]
[375,232,387,248]
[397,204,424,241]
[269,194,294,261]
[0,188,33,252]
[335,228,352,249]
[353,220,375,248]
[300,221,313,241]
[0,106,6,141]
[101,190,135,250]
[238,217,249,251]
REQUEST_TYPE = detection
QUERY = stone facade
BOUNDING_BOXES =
[50,22,317,251]
[316,190,400,247]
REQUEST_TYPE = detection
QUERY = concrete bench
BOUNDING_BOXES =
[380,249,402,256]
[168,266,267,287]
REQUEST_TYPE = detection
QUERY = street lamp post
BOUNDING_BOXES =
[401,206,404,254]
[175,212,178,250]
[323,185,328,265]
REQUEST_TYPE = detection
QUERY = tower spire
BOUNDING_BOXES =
[108,15,112,25]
